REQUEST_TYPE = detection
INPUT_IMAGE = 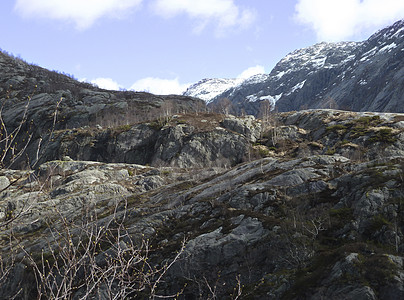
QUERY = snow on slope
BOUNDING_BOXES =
[184,19,404,113]
[183,78,242,103]
[184,42,359,105]
[276,42,359,72]
[183,74,269,103]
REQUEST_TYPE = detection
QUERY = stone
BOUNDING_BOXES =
[0,176,10,191]
[221,115,261,142]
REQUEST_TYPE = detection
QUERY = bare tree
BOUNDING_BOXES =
[214,98,233,116]
[259,100,272,131]
[0,88,34,168]
[258,100,280,146]
[22,198,185,299]
[323,97,338,109]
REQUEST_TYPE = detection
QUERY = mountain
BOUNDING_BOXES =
[185,19,404,115]
[0,21,404,300]
[183,77,242,102]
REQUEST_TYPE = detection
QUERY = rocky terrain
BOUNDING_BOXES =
[0,49,205,169]
[0,107,403,299]
[26,113,260,170]
[185,20,404,116]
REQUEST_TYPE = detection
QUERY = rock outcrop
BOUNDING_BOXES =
[23,113,259,169]
[0,150,403,299]
[0,49,205,168]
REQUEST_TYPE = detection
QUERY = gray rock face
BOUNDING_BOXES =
[24,115,256,169]
[1,100,403,299]
[0,176,10,190]
[0,152,403,299]
[221,115,261,142]
[312,252,404,300]
[0,49,205,169]
[276,109,404,161]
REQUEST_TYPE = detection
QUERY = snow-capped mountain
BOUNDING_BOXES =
[185,19,404,115]
[183,78,242,103]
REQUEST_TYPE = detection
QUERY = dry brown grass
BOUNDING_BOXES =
[168,112,225,132]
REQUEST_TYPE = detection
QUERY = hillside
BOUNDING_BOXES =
[0,20,403,300]
[0,108,403,299]
[185,20,404,116]
[0,50,205,168]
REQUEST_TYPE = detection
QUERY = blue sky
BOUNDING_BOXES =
[1,0,404,94]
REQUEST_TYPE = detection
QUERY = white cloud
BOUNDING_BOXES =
[14,0,143,30]
[295,0,404,41]
[91,78,122,90]
[13,0,256,34]
[237,65,265,79]
[130,77,190,95]
[151,0,256,36]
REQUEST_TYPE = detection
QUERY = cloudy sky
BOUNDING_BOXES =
[1,0,404,94]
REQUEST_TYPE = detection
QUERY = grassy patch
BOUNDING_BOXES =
[148,121,163,131]
[354,115,382,127]
[329,207,354,223]
[326,147,336,155]
[348,115,382,138]
[115,124,132,132]
[328,207,354,234]
[308,142,324,149]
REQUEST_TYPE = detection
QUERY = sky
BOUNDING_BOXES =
[1,0,404,94]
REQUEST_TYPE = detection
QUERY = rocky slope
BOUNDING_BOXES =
[0,50,205,168]
[0,109,403,299]
[185,20,404,115]
[30,113,261,169]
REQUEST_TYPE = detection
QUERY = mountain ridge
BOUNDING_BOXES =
[184,19,404,115]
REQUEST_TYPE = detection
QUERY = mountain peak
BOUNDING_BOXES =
[183,77,242,103]
[274,41,360,73]
[367,19,404,42]
[185,19,404,115]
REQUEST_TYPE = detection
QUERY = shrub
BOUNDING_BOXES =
[116,124,131,132]
[326,147,336,155]
[368,128,397,144]
[259,147,270,157]
[326,124,347,132]
[354,115,381,127]
[368,214,392,232]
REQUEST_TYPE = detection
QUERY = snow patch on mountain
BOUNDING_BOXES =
[287,80,306,95]
[246,94,282,108]
[379,42,397,52]
[242,73,269,85]
[184,73,268,103]
[260,94,282,107]
[184,19,404,113]
[279,42,360,71]
[183,78,242,102]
